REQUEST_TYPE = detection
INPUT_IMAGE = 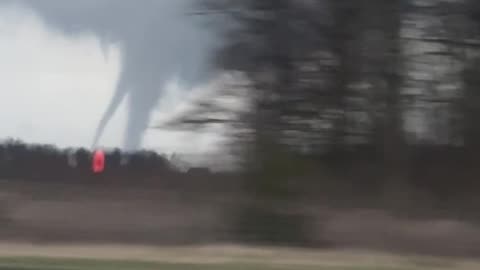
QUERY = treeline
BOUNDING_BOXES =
[0,138,212,183]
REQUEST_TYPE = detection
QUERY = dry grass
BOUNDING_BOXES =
[0,243,478,269]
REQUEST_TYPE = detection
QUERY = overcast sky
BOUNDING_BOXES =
[0,1,227,155]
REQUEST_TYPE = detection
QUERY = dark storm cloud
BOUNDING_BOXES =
[1,0,217,151]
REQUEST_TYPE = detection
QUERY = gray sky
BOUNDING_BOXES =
[0,0,227,154]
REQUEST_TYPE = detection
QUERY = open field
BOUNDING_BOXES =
[1,179,480,262]
[0,244,479,270]
[1,179,480,257]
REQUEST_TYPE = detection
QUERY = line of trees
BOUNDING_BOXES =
[0,138,206,183]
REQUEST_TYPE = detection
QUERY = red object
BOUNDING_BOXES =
[92,150,105,173]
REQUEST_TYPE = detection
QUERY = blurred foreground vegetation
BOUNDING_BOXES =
[174,0,480,247]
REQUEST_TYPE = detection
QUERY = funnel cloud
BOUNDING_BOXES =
[4,0,216,151]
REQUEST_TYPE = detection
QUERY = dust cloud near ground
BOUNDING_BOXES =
[0,179,480,259]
